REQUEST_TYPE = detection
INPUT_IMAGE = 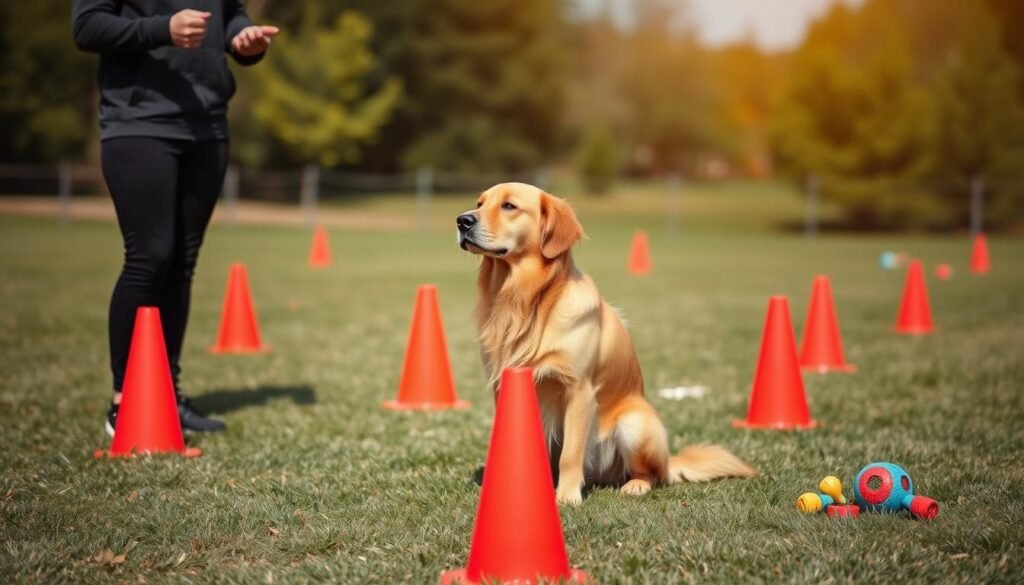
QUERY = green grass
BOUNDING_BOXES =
[1,182,1022,583]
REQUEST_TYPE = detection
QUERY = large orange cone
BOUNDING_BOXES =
[308,225,332,269]
[799,276,855,373]
[970,233,990,274]
[734,296,817,430]
[95,307,201,458]
[384,285,469,410]
[209,263,269,353]
[442,368,587,584]
[895,260,934,335]
[627,231,652,276]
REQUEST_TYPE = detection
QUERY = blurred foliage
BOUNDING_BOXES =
[248,11,401,167]
[0,2,94,163]
[3,0,1023,228]
[772,0,1024,228]
[576,122,618,194]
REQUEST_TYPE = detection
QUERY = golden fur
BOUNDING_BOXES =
[458,182,756,505]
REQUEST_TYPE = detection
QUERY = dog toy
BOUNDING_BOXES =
[854,462,939,520]
[796,476,860,518]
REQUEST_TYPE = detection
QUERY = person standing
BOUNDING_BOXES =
[72,1,278,435]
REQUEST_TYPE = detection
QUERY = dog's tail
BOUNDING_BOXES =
[667,444,757,484]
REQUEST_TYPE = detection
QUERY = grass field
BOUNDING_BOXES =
[1,181,1022,583]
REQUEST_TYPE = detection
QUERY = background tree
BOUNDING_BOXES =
[348,0,567,173]
[576,122,618,194]
[772,1,936,227]
[0,1,94,163]
[248,11,401,168]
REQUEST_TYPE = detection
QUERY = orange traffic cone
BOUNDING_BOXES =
[895,260,934,335]
[799,276,855,373]
[627,231,652,276]
[734,296,817,430]
[95,307,201,458]
[970,233,990,274]
[209,263,269,353]
[384,285,469,410]
[308,225,332,269]
[442,368,588,585]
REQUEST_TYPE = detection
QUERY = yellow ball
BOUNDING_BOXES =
[796,492,823,513]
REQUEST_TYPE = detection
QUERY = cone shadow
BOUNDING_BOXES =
[191,384,316,414]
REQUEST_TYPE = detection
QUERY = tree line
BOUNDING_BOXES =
[0,0,1021,228]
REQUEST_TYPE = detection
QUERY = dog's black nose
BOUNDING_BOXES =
[457,213,478,233]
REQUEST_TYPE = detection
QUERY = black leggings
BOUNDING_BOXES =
[101,137,228,392]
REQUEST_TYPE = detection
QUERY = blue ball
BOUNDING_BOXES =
[854,462,914,513]
[879,251,897,270]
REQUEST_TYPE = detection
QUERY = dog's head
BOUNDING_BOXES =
[456,182,583,261]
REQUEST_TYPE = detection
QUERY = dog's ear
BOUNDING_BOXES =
[540,192,584,259]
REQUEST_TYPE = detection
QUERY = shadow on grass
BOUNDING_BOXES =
[193,384,316,414]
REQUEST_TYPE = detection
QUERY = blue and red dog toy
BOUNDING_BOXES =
[797,462,939,520]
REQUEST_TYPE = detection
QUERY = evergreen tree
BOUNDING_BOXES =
[772,1,936,227]
[921,1,1024,224]
[249,11,401,167]
[346,0,567,173]
[0,1,94,163]
[576,122,618,194]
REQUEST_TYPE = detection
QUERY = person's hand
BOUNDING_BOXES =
[170,9,211,49]
[231,25,279,57]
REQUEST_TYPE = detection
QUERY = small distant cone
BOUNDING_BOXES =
[895,260,934,335]
[799,276,855,373]
[209,263,269,353]
[95,307,201,458]
[734,296,817,430]
[308,225,332,268]
[627,231,652,276]
[970,233,990,274]
[934,263,953,280]
[441,368,587,584]
[384,285,469,410]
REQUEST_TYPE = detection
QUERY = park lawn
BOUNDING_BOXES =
[1,182,1022,583]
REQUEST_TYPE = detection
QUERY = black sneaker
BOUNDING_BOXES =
[176,394,226,433]
[105,402,118,437]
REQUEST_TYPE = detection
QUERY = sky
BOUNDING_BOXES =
[576,0,864,51]
[689,0,863,49]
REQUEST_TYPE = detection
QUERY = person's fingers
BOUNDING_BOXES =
[259,26,280,37]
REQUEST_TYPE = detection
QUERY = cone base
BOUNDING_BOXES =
[801,363,856,374]
[628,270,650,277]
[440,568,589,585]
[894,326,935,335]
[93,446,202,459]
[382,399,471,411]
[208,344,271,355]
[732,419,818,430]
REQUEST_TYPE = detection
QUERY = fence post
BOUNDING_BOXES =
[58,160,72,225]
[222,164,240,228]
[970,174,985,235]
[805,173,820,239]
[666,172,682,238]
[301,163,320,228]
[416,166,433,234]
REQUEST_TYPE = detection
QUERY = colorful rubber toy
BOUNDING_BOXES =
[796,476,860,518]
[854,462,939,520]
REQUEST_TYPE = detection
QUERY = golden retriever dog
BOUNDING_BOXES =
[457,182,756,505]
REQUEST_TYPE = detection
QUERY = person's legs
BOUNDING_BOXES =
[102,137,182,399]
[159,140,228,388]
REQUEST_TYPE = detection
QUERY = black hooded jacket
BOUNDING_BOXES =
[72,0,264,141]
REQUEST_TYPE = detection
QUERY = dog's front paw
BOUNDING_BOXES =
[555,483,583,506]
[620,478,652,496]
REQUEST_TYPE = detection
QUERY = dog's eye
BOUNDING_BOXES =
[476,201,483,208]
[501,202,517,211]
